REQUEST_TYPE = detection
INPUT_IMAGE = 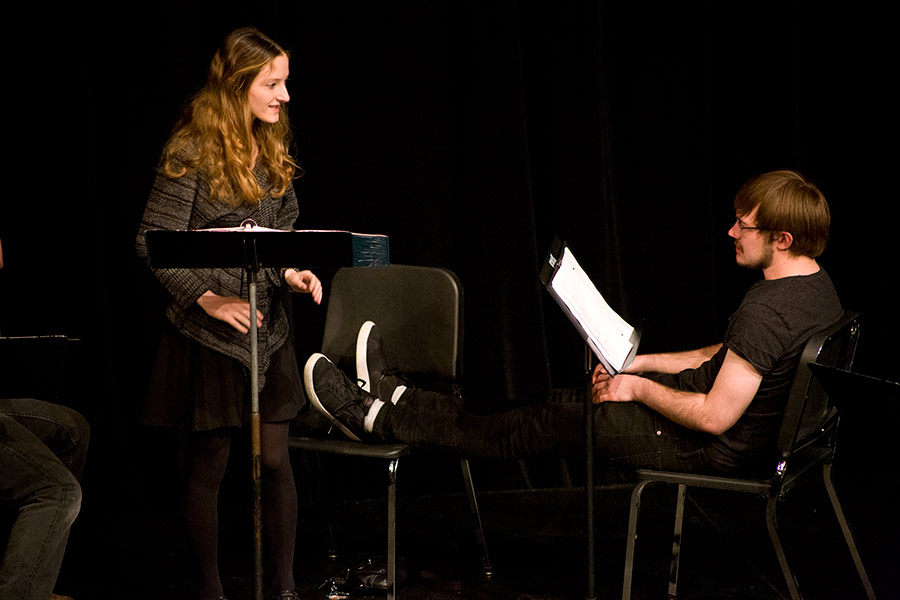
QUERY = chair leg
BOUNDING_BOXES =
[823,463,877,600]
[622,480,652,600]
[386,457,400,600]
[764,496,802,600]
[667,484,687,598]
[460,458,493,577]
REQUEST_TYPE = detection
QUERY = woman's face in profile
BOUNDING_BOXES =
[248,54,290,124]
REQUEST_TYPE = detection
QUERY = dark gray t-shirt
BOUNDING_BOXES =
[665,269,842,473]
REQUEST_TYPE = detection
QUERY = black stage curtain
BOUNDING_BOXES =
[2,1,897,595]
[0,0,893,464]
[4,0,896,408]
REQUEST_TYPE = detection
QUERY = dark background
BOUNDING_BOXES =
[1,0,897,597]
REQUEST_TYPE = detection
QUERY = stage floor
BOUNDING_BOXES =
[55,456,893,600]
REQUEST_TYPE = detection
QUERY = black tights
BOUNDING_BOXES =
[185,422,297,599]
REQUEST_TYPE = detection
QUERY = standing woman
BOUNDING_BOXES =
[136,27,320,600]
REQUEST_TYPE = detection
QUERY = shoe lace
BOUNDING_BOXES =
[356,368,412,393]
[324,374,374,432]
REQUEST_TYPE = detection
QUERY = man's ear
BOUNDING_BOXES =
[773,230,794,251]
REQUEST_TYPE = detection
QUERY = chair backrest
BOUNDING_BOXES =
[775,310,861,462]
[0,335,80,402]
[321,265,464,385]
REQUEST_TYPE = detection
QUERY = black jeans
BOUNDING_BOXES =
[379,387,717,474]
[0,398,90,600]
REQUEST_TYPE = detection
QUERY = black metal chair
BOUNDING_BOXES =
[0,335,80,402]
[621,310,876,600]
[288,265,492,599]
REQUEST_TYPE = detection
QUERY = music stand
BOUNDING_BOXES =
[539,238,640,600]
[808,363,900,407]
[145,225,382,600]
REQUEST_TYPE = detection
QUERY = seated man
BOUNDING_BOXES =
[0,397,90,600]
[303,169,842,477]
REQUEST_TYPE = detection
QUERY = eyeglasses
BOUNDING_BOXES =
[734,219,769,233]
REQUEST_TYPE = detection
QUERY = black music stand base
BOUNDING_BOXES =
[584,344,597,600]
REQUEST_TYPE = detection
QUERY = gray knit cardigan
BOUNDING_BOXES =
[135,164,299,387]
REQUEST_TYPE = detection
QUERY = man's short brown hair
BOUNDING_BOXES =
[734,170,830,258]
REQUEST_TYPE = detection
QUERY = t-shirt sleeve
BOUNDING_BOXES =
[724,301,789,376]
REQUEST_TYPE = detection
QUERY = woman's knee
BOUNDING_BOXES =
[260,444,291,473]
[259,423,291,472]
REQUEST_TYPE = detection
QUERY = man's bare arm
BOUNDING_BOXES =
[593,349,761,435]
[625,344,722,374]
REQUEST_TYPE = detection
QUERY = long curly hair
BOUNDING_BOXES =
[162,27,299,205]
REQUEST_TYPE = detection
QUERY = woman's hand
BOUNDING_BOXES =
[196,291,263,334]
[284,269,323,304]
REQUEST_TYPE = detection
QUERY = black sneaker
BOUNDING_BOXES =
[356,320,386,393]
[304,353,377,442]
[356,321,412,404]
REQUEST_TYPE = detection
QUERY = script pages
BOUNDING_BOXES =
[542,241,639,376]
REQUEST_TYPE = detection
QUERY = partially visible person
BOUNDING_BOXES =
[1,239,91,600]
[0,234,5,336]
[135,27,320,600]
[303,170,841,479]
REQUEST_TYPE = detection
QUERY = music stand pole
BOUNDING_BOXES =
[245,237,264,600]
[584,344,596,600]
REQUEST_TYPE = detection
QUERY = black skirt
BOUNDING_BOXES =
[142,320,307,431]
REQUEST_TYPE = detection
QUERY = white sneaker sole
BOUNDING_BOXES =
[356,320,377,392]
[303,353,362,442]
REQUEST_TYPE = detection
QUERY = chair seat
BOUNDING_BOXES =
[635,442,833,497]
[288,436,411,460]
[635,468,772,495]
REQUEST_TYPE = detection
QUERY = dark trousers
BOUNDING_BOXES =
[0,398,90,600]
[380,387,717,474]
